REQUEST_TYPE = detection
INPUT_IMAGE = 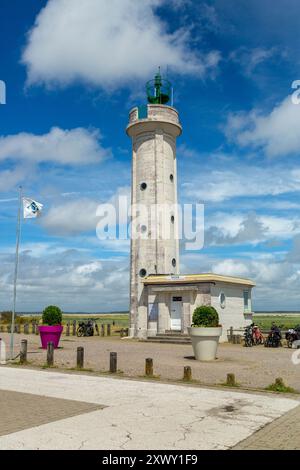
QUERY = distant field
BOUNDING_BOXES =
[253,315,300,330]
[62,313,129,326]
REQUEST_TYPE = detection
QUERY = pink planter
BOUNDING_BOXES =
[38,325,63,349]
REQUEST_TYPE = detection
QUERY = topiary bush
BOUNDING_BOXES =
[192,305,219,327]
[42,306,63,326]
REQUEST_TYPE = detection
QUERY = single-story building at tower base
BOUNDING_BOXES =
[142,273,255,342]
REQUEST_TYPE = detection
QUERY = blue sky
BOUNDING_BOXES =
[0,0,300,312]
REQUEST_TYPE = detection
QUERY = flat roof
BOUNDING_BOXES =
[143,273,256,287]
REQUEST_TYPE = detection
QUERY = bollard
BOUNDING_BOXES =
[229,327,234,343]
[226,373,236,387]
[14,324,18,333]
[145,358,153,377]
[110,352,117,373]
[77,347,84,369]
[31,322,35,335]
[35,323,39,335]
[66,322,70,336]
[120,328,124,338]
[24,323,29,335]
[183,366,192,382]
[20,339,27,364]
[0,339,6,365]
[101,324,105,337]
[16,324,20,334]
[107,324,111,336]
[72,320,76,336]
[47,341,54,367]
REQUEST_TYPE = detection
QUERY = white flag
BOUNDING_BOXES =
[23,198,43,219]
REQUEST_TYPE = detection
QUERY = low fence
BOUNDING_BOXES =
[0,321,129,338]
[227,326,290,344]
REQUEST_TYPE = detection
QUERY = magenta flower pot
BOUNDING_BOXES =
[38,325,63,349]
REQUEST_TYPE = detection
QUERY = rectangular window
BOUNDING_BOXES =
[138,105,148,119]
[243,290,250,312]
[148,303,158,322]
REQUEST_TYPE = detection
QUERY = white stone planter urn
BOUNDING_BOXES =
[188,326,222,361]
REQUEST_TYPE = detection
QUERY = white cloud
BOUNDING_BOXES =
[41,187,130,236]
[0,248,129,311]
[22,0,220,89]
[181,157,300,202]
[225,96,300,157]
[229,46,281,77]
[205,211,300,247]
[0,127,109,165]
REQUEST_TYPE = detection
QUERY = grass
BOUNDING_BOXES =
[265,377,297,394]
[253,314,300,330]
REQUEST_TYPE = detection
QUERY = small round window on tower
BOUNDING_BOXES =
[170,174,174,182]
[139,268,147,278]
[140,225,147,233]
[171,215,175,224]
[140,182,147,191]
[172,258,176,267]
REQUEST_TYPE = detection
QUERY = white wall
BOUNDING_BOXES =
[210,282,253,342]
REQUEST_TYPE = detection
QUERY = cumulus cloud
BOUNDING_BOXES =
[0,248,129,311]
[0,127,110,165]
[224,96,300,157]
[181,156,300,202]
[22,0,220,89]
[41,187,130,236]
[206,212,300,246]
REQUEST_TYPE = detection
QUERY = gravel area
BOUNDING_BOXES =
[1,332,299,392]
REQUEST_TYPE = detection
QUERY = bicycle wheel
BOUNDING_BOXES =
[77,326,84,337]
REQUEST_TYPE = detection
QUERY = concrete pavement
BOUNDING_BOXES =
[0,367,298,450]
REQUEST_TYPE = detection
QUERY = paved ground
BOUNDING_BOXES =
[0,333,299,391]
[0,390,103,437]
[233,404,300,450]
[0,367,298,450]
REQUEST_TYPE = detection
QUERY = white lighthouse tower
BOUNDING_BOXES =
[126,70,182,338]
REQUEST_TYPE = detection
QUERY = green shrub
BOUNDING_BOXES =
[192,305,219,327]
[0,311,13,324]
[42,306,63,326]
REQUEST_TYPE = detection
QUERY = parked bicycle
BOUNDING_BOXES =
[244,324,254,347]
[264,323,282,348]
[252,324,264,345]
[285,325,300,348]
[77,319,99,337]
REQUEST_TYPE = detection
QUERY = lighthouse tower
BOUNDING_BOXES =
[126,70,182,338]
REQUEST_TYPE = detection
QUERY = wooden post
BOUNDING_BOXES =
[145,358,153,377]
[47,341,54,367]
[110,352,117,373]
[101,324,105,337]
[226,373,236,387]
[72,320,76,336]
[107,324,111,336]
[24,323,29,334]
[20,339,27,364]
[229,327,234,343]
[183,366,192,381]
[66,322,70,336]
[77,347,84,369]
[35,323,39,335]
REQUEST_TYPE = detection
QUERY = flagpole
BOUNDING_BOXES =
[10,186,22,359]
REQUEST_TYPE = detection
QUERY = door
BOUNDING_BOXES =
[171,296,182,331]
